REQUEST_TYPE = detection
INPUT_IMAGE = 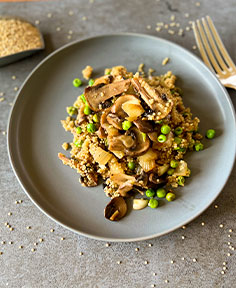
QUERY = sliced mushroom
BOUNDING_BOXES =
[104,197,127,221]
[133,199,148,210]
[131,78,173,120]
[149,173,167,185]
[148,131,158,142]
[110,173,136,186]
[108,127,150,157]
[100,108,120,137]
[109,134,136,151]
[100,108,111,129]
[133,119,153,133]
[84,79,131,111]
[126,127,150,156]
[107,113,123,130]
[117,182,134,197]
[111,94,140,118]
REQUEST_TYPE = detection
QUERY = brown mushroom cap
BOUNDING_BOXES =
[104,197,127,221]
[85,79,131,111]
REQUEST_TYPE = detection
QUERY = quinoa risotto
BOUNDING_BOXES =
[58,65,209,221]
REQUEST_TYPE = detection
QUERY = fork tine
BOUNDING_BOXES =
[192,22,213,72]
[206,16,236,70]
[196,19,222,75]
[202,18,228,72]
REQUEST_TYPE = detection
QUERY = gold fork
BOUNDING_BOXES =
[192,16,236,90]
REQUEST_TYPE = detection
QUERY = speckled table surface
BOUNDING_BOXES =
[0,1,236,287]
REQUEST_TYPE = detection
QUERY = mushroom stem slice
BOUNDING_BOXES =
[104,197,127,221]
[131,78,173,120]
[85,79,131,111]
[110,210,120,221]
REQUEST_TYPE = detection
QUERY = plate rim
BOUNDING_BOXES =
[7,32,236,242]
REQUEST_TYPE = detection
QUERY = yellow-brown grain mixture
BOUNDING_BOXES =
[0,18,43,57]
[58,65,203,220]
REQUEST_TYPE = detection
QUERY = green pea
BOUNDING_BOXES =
[166,192,176,201]
[170,160,179,168]
[87,123,96,133]
[73,78,82,87]
[156,188,166,198]
[174,127,183,135]
[122,120,132,131]
[105,70,111,75]
[195,143,204,151]
[146,188,155,198]
[157,134,166,143]
[206,129,216,139]
[148,198,159,208]
[88,79,95,86]
[74,140,83,148]
[167,168,175,175]
[76,126,82,134]
[161,124,171,135]
[84,105,91,115]
[174,137,182,144]
[66,106,77,116]
[177,176,185,186]
[128,162,135,170]
[80,94,86,104]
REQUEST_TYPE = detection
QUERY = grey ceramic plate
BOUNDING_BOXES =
[8,33,236,242]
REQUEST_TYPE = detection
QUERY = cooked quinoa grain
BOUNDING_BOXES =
[82,65,93,80]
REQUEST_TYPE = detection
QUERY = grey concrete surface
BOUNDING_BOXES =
[0,0,236,287]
